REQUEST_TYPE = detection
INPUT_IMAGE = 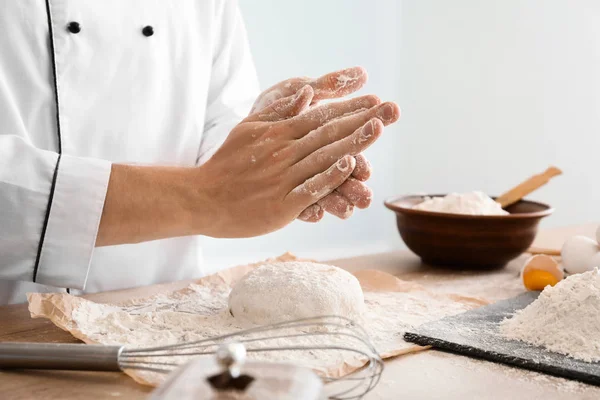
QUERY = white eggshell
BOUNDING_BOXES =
[561,236,600,274]
[520,255,564,290]
[521,255,563,281]
[596,225,600,245]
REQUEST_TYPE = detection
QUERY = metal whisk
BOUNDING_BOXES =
[0,316,384,399]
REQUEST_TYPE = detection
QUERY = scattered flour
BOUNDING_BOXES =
[336,74,355,87]
[291,158,355,198]
[251,89,283,113]
[297,204,322,222]
[317,192,353,220]
[335,157,353,173]
[413,191,509,216]
[64,266,482,387]
[501,268,600,362]
[354,154,371,176]
[443,353,594,395]
[355,121,373,144]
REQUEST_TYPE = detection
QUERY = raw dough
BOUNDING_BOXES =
[228,262,365,325]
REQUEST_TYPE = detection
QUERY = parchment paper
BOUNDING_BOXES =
[27,253,488,387]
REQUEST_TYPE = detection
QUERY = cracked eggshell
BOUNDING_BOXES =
[561,235,600,274]
[520,255,564,290]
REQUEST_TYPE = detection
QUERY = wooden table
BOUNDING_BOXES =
[1,224,599,400]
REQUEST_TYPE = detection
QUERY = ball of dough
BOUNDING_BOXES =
[561,236,600,274]
[228,262,365,326]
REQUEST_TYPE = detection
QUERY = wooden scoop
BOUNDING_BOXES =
[496,166,562,209]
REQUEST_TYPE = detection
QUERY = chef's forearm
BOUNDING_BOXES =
[96,164,204,246]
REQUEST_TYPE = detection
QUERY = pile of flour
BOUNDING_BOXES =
[500,268,600,362]
[413,191,508,216]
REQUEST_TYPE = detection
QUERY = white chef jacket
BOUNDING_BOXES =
[0,0,259,304]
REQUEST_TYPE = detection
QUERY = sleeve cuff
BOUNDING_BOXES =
[35,154,112,289]
[197,120,239,165]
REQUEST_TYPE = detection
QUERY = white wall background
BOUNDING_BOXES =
[203,0,599,272]
[399,0,599,228]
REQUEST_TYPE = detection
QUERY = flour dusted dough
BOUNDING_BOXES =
[228,262,365,325]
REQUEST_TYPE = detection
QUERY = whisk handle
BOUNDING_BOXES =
[0,342,123,371]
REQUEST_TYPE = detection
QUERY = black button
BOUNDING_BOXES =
[67,21,81,34]
[142,26,154,37]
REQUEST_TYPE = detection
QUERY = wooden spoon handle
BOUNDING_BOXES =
[526,246,562,256]
[496,166,562,208]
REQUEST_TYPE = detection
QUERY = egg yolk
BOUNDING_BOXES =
[522,270,560,291]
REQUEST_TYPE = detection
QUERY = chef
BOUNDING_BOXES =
[0,0,400,304]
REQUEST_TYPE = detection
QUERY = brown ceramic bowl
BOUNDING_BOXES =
[384,195,554,269]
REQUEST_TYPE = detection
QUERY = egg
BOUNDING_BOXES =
[561,235,600,274]
[521,255,564,291]
[596,225,600,245]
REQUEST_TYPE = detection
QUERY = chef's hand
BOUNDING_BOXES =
[195,85,400,238]
[250,67,380,222]
[250,66,368,112]
[96,87,399,246]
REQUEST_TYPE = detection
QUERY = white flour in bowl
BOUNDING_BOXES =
[413,191,508,216]
[500,268,600,362]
